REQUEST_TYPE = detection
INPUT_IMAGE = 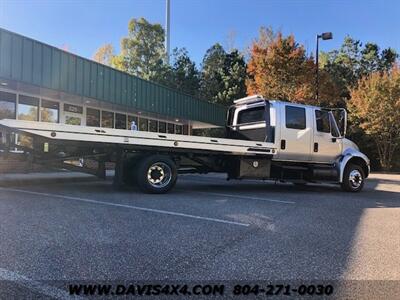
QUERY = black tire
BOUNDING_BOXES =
[135,155,177,194]
[341,163,365,192]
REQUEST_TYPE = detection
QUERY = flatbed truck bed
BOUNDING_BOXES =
[0,119,276,156]
[0,96,370,193]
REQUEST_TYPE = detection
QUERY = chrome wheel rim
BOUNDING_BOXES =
[147,162,172,188]
[349,170,362,189]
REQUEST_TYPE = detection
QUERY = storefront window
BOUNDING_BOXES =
[158,122,166,133]
[65,116,81,125]
[86,108,100,127]
[115,113,127,129]
[175,124,183,135]
[18,95,39,121]
[64,104,83,114]
[101,110,114,128]
[64,104,83,125]
[41,100,59,123]
[167,123,175,134]
[139,118,148,131]
[183,125,189,135]
[149,119,158,132]
[0,91,16,120]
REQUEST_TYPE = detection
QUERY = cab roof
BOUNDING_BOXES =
[233,95,333,110]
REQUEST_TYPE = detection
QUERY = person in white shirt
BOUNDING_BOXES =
[130,120,138,131]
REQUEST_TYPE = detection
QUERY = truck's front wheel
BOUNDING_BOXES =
[341,164,365,192]
[136,155,177,194]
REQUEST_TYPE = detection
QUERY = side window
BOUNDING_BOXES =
[41,100,59,123]
[149,119,158,132]
[175,124,183,134]
[115,113,127,129]
[158,122,166,133]
[315,110,330,133]
[167,123,174,134]
[101,111,114,128]
[285,106,306,130]
[237,106,265,124]
[86,108,100,127]
[139,118,148,131]
[18,95,39,121]
[0,91,16,120]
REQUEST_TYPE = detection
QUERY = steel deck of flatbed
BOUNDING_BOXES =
[0,119,276,156]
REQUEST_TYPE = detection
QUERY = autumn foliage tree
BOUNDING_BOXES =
[93,44,115,66]
[349,65,400,170]
[246,28,341,107]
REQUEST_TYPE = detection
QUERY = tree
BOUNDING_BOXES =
[98,18,202,96]
[246,29,341,106]
[255,26,276,48]
[199,43,226,102]
[114,17,168,83]
[169,48,200,96]
[348,66,400,170]
[215,49,247,105]
[321,36,398,99]
[360,42,397,76]
[321,37,362,99]
[199,44,247,106]
[93,44,115,66]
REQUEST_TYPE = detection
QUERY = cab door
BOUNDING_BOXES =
[278,104,312,161]
[311,109,342,163]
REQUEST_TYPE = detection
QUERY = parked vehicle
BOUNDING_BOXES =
[0,95,369,193]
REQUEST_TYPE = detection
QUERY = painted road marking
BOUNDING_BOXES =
[0,267,80,300]
[179,177,295,204]
[0,187,250,227]
[190,190,295,204]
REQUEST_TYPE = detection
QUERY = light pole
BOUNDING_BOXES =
[165,0,170,64]
[315,32,332,102]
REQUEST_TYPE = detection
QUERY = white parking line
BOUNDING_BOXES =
[0,267,79,300]
[194,191,296,204]
[0,187,250,227]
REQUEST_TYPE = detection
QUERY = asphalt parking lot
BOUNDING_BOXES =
[0,173,399,298]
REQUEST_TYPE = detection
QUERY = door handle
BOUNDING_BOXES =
[314,142,318,152]
[331,138,337,142]
[280,139,286,150]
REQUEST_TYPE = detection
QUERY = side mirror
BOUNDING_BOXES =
[331,109,347,137]
[337,109,347,137]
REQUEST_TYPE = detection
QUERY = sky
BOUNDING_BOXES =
[0,0,399,65]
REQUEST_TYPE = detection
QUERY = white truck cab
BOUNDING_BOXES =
[226,95,370,192]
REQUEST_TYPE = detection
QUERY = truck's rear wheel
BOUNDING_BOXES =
[341,164,365,192]
[136,155,177,194]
